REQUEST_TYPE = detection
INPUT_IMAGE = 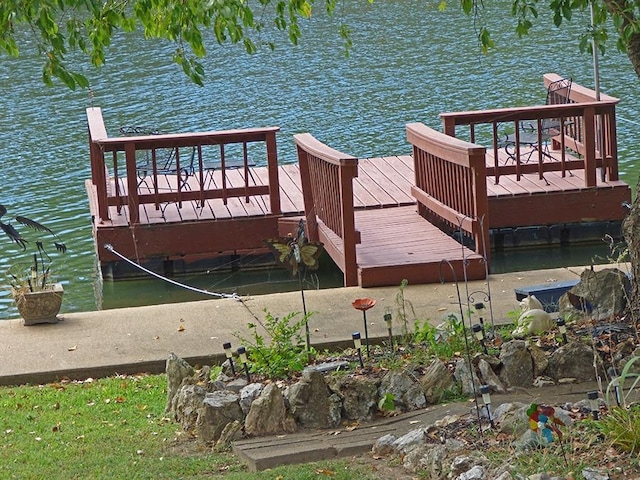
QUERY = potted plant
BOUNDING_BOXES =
[0,204,67,325]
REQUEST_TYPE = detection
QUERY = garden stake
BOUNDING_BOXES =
[384,312,394,353]
[237,346,251,382]
[223,342,235,375]
[556,318,568,344]
[588,391,599,420]
[480,385,495,428]
[352,332,365,368]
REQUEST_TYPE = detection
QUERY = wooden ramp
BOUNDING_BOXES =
[355,207,485,287]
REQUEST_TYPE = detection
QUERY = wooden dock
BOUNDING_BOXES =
[85,74,632,286]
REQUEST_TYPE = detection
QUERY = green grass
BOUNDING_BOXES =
[0,375,380,479]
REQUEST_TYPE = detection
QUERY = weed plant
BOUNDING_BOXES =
[234,309,313,379]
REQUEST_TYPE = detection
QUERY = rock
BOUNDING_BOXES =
[379,370,426,412]
[582,467,611,480]
[216,419,243,446]
[392,427,426,454]
[545,341,598,382]
[403,439,465,474]
[478,358,506,393]
[420,358,456,403]
[245,384,297,436]
[527,343,549,377]
[195,391,244,444]
[514,429,545,450]
[287,369,341,429]
[226,378,249,393]
[454,358,482,396]
[173,384,207,431]
[328,375,378,421]
[403,444,446,475]
[165,353,195,414]
[450,455,487,478]
[239,383,263,415]
[499,340,534,388]
[372,433,396,456]
[493,402,529,435]
[559,267,630,321]
[457,464,486,480]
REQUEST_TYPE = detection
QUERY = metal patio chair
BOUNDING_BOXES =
[502,77,573,164]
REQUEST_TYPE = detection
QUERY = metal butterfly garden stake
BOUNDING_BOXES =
[264,219,324,350]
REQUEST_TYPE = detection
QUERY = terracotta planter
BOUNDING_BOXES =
[12,283,64,325]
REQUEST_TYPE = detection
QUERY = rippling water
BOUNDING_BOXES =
[0,0,638,319]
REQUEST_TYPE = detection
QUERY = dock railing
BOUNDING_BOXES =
[406,123,490,261]
[86,107,281,224]
[294,133,360,287]
[439,73,619,187]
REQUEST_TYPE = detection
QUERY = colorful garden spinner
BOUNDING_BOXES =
[527,403,565,444]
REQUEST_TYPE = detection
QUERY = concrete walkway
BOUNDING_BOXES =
[0,264,600,386]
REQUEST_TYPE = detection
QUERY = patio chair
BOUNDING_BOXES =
[119,126,192,191]
[502,77,573,164]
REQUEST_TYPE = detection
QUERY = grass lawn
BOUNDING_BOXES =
[0,374,380,479]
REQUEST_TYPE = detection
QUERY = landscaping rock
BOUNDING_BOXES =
[545,341,597,382]
[216,419,243,446]
[493,402,529,435]
[245,383,296,437]
[379,369,426,412]
[287,369,341,429]
[478,358,506,393]
[165,352,195,414]
[559,267,630,321]
[371,433,396,456]
[454,357,482,396]
[498,340,533,388]
[195,391,243,444]
[527,343,549,377]
[239,383,263,415]
[420,358,456,403]
[327,375,378,421]
[173,383,207,431]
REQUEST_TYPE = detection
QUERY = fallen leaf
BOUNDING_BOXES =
[115,396,126,403]
[315,469,336,476]
[177,325,185,332]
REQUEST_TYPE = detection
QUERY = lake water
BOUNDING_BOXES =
[0,0,638,319]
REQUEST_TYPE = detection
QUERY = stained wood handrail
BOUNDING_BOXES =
[440,75,619,187]
[86,107,281,224]
[294,133,360,287]
[406,122,490,261]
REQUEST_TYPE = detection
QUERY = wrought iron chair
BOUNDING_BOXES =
[502,77,573,164]
[118,126,193,191]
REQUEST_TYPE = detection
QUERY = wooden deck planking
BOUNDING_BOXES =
[354,206,485,287]
[357,158,415,207]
